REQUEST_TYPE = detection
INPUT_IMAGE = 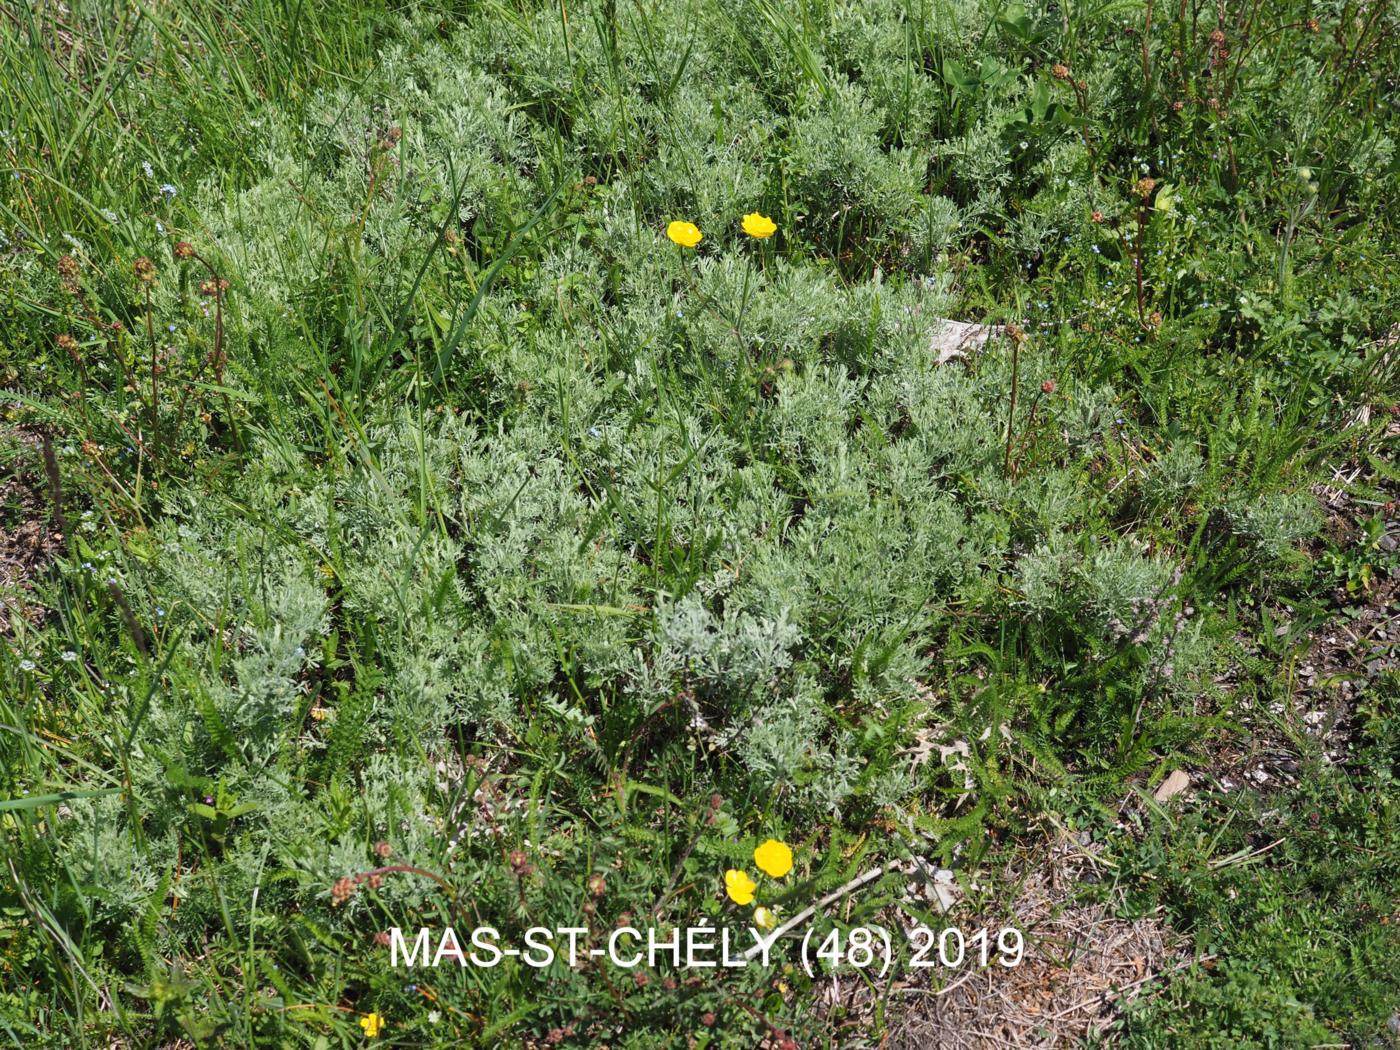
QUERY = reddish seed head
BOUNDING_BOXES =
[1051,63,1070,80]
[701,1012,716,1027]
[330,877,356,905]
[174,241,194,259]
[1041,379,1056,395]
[133,256,156,284]
[588,874,606,898]
[374,931,391,946]
[1091,210,1105,223]
[374,840,392,859]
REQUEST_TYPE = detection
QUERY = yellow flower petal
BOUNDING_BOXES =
[741,211,777,239]
[753,905,776,929]
[666,220,703,248]
[359,1012,385,1038]
[753,839,793,878]
[724,868,756,905]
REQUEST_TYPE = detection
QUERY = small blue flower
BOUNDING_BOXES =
[159,184,177,199]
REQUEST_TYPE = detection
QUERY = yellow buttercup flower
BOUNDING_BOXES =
[753,839,793,878]
[724,868,756,905]
[741,212,777,239]
[359,1012,385,1038]
[753,905,776,929]
[666,220,703,248]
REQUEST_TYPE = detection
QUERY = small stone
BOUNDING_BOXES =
[1153,770,1191,802]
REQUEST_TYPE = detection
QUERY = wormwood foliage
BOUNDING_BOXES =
[1,0,1397,1046]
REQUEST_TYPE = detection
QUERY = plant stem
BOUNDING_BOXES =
[1003,328,1021,480]
[145,283,159,463]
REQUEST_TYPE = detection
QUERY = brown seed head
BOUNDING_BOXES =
[330,877,357,905]
[374,840,392,859]
[1006,323,1027,346]
[1091,210,1105,223]
[174,241,195,260]
[588,874,607,898]
[1051,63,1070,81]
[1133,177,1158,201]
[133,257,156,284]
[1041,379,1056,395]
[57,254,82,294]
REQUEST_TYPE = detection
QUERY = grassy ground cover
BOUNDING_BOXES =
[1,0,1398,1045]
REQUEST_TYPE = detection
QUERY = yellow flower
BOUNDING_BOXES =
[359,1012,385,1038]
[753,905,776,929]
[753,839,793,879]
[741,212,777,239]
[666,220,703,248]
[724,868,756,905]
